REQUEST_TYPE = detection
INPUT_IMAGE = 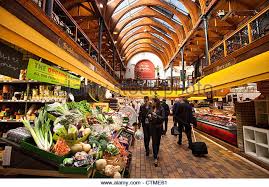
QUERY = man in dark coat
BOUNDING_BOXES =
[161,99,170,135]
[175,98,193,149]
[138,96,152,156]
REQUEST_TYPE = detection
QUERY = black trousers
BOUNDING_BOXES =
[163,117,168,132]
[152,126,162,159]
[178,123,192,146]
[142,123,151,152]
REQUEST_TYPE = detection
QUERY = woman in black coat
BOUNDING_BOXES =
[148,98,165,167]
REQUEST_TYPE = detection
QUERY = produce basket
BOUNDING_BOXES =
[59,164,93,176]
[20,139,67,166]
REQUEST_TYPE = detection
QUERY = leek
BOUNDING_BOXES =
[22,108,53,152]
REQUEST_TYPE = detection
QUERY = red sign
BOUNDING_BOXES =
[134,60,155,80]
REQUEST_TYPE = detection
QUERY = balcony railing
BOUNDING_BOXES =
[120,79,187,90]
[208,6,269,65]
[31,0,120,81]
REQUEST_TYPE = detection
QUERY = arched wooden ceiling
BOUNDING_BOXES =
[104,0,202,66]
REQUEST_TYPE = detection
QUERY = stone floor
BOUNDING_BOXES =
[130,118,269,178]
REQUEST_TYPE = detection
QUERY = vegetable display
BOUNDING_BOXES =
[22,107,53,152]
[19,100,133,178]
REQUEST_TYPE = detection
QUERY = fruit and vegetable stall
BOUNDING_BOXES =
[0,101,134,178]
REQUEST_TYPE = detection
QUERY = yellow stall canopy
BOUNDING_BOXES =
[186,51,269,95]
[187,97,207,101]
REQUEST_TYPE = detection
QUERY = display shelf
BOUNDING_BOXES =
[0,119,34,123]
[245,141,256,155]
[245,139,256,144]
[0,100,61,103]
[197,119,230,130]
[244,128,255,141]
[0,80,40,84]
[243,126,269,164]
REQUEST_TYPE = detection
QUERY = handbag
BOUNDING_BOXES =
[171,126,180,136]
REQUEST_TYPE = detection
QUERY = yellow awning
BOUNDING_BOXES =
[188,97,207,101]
[186,51,269,95]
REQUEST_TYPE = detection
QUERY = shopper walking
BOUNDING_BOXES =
[148,98,165,167]
[175,98,193,149]
[172,98,180,127]
[138,96,152,156]
[161,99,170,135]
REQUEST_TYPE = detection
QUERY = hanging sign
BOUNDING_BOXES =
[26,58,81,89]
[0,42,25,79]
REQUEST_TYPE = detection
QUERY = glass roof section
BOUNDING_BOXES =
[113,0,138,15]
[161,0,189,15]
[122,18,143,31]
[151,33,169,44]
[153,39,164,48]
[151,6,181,25]
[150,26,172,39]
[152,18,175,32]
[150,43,164,52]
[122,26,143,40]
[118,6,146,23]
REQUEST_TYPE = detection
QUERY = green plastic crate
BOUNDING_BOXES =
[20,139,67,165]
[59,164,93,176]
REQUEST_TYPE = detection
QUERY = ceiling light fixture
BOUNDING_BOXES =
[100,3,103,8]
[144,29,148,32]
[113,31,118,35]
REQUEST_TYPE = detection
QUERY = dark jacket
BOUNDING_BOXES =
[148,106,165,128]
[172,102,179,117]
[161,103,170,118]
[175,102,193,125]
[138,103,151,124]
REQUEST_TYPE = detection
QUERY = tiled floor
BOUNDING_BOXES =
[130,118,269,178]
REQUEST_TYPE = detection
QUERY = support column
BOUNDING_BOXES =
[181,47,185,90]
[170,61,174,89]
[98,18,104,65]
[112,45,115,77]
[119,62,122,81]
[203,16,210,66]
[45,0,54,17]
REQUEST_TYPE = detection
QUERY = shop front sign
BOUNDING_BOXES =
[26,58,81,89]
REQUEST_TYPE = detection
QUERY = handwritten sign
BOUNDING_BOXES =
[0,42,24,78]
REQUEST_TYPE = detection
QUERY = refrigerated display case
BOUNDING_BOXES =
[194,107,237,146]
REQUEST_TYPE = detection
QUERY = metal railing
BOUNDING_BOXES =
[31,0,120,81]
[208,6,269,65]
[120,79,187,90]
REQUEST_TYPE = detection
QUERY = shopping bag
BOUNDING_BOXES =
[134,129,144,140]
[171,126,180,136]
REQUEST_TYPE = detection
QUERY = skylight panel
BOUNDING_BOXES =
[161,0,189,16]
[114,0,137,15]
[118,6,145,23]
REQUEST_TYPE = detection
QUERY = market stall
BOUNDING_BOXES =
[0,100,134,178]
[194,106,237,146]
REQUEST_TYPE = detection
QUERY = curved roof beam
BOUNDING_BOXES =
[125,49,166,66]
[126,48,167,65]
[179,0,201,25]
[113,7,184,42]
[109,1,192,34]
[120,26,175,54]
[125,44,170,64]
[106,0,201,27]
[117,17,179,46]
[120,33,170,59]
[123,39,159,54]
[126,43,167,58]
[126,45,169,63]
[123,39,171,59]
